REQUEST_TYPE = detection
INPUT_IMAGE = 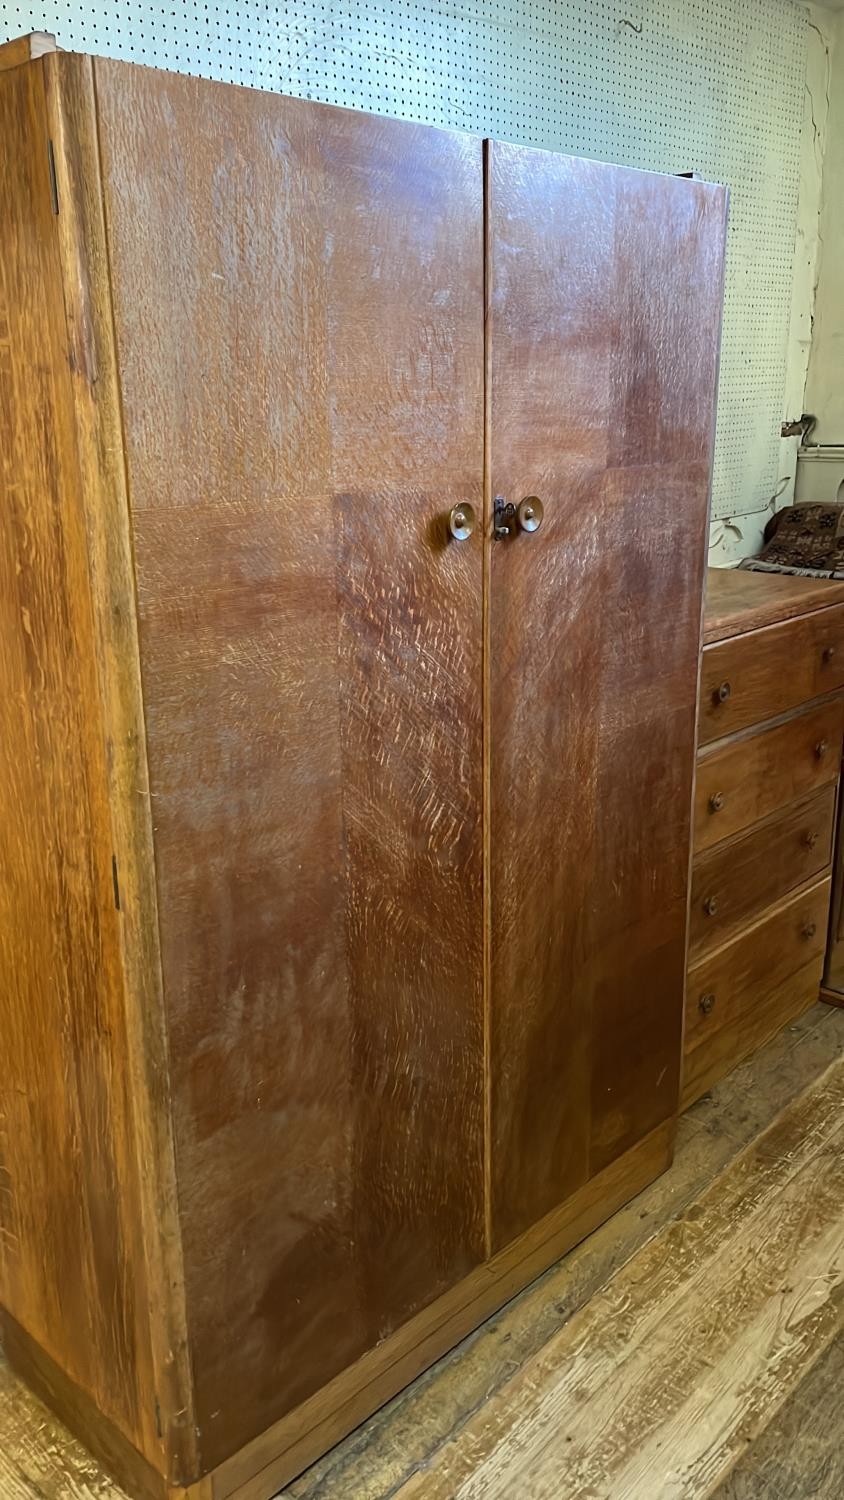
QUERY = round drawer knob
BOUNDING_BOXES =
[823,645,836,664]
[714,680,731,704]
[815,740,829,760]
[803,830,819,849]
[709,792,725,813]
[801,921,817,940]
[699,992,716,1016]
[704,895,719,917]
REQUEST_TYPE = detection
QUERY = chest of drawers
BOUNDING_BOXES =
[682,568,844,1108]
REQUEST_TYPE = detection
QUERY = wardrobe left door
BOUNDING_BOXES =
[93,62,485,1467]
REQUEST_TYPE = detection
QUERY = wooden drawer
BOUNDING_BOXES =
[699,603,844,745]
[694,698,844,852]
[688,785,836,962]
[685,876,830,1054]
[681,956,824,1109]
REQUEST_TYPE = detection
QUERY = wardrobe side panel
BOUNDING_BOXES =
[488,147,727,1249]
[93,61,485,1469]
[0,57,157,1463]
[42,50,200,1484]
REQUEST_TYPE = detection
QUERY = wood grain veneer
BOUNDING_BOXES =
[0,38,728,1500]
[183,1122,674,1500]
[703,567,844,645]
[92,58,487,1469]
[486,141,727,1250]
[0,30,55,69]
[688,786,836,962]
[699,604,844,745]
[0,53,161,1473]
[694,698,844,852]
[681,957,826,1108]
[685,568,844,1108]
[41,49,199,1481]
[686,878,831,1051]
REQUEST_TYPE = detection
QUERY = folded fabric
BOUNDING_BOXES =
[738,501,844,578]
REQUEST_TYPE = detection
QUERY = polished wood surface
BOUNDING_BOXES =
[685,878,830,1052]
[703,566,844,645]
[688,786,835,961]
[93,60,486,1468]
[699,604,844,745]
[1,43,729,1498]
[0,56,157,1466]
[486,141,727,1247]
[694,699,844,852]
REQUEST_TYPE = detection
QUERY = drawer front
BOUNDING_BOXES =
[699,603,844,745]
[694,698,843,852]
[685,876,830,1053]
[681,956,824,1109]
[688,785,836,961]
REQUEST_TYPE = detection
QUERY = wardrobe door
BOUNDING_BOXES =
[93,63,485,1464]
[487,143,727,1250]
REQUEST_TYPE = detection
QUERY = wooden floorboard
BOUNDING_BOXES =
[286,1002,844,1500]
[1,1003,843,1500]
[388,1052,844,1499]
[0,1355,124,1499]
[711,1328,844,1500]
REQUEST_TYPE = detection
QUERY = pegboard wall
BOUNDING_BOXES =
[1,0,810,520]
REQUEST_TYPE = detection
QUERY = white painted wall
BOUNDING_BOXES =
[804,8,844,441]
[710,2,840,564]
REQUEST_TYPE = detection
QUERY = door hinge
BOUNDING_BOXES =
[47,138,59,214]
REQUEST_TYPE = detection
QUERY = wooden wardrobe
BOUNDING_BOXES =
[0,34,728,1500]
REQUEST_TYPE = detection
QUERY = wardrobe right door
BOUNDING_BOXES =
[487,143,728,1251]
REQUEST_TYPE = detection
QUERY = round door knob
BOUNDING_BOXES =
[804,830,819,849]
[704,895,719,917]
[815,739,828,760]
[517,496,544,533]
[448,503,476,541]
[709,792,724,813]
[801,921,817,940]
[715,681,731,704]
[699,992,716,1016]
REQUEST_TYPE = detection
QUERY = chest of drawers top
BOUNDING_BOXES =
[703,568,844,646]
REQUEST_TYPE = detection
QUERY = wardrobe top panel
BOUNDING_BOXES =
[6,31,723,195]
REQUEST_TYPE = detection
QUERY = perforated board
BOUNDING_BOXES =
[1,0,809,519]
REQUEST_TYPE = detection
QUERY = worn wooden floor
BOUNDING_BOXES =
[2,1003,843,1500]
